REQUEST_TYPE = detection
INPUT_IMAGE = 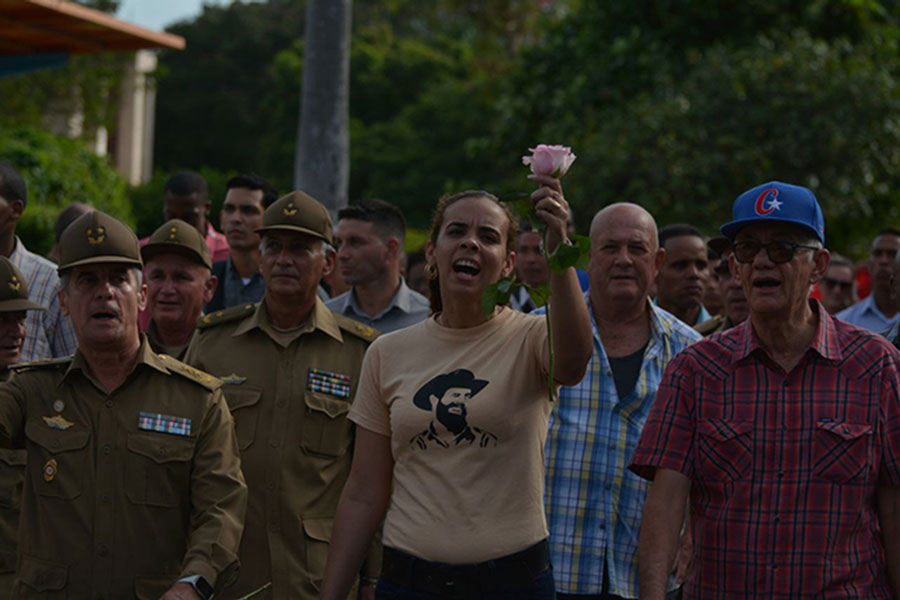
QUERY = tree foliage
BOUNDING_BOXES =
[0,128,133,256]
[150,0,900,257]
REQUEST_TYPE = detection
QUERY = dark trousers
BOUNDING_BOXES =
[375,541,555,600]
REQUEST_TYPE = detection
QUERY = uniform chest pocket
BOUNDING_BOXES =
[125,433,195,508]
[222,386,262,451]
[814,420,872,484]
[24,420,90,500]
[697,419,753,481]
[300,392,352,458]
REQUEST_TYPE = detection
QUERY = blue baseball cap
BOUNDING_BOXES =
[720,181,825,244]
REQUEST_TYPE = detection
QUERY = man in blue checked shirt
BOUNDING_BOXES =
[538,203,700,599]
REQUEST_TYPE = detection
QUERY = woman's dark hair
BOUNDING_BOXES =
[427,190,518,313]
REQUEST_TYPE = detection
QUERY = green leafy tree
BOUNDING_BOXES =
[0,128,133,256]
[494,1,900,252]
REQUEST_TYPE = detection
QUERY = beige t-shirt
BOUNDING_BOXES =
[349,307,551,563]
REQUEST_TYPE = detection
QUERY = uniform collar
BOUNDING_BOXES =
[234,295,343,344]
[62,334,169,385]
[732,299,842,364]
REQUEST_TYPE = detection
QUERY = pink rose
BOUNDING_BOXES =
[522,144,576,177]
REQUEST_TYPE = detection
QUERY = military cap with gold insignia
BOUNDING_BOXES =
[256,191,332,244]
[141,218,212,269]
[0,256,44,312]
[57,210,142,272]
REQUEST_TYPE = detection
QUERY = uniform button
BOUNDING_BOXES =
[266,482,276,491]
[599,523,605,530]
[774,514,780,523]
[270,440,280,448]
[608,444,615,451]
[101,494,111,503]
[96,544,108,556]
[778,470,785,478]
[51,440,59,449]
[105,400,113,408]
[268,522,279,532]
[277,400,286,408]
[157,448,168,457]
[102,444,111,455]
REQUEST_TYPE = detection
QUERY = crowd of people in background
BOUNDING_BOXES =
[0,158,898,599]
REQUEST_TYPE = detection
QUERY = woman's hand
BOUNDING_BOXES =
[529,173,569,253]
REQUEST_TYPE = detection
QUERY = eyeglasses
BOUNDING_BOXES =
[732,240,819,264]
[821,277,853,291]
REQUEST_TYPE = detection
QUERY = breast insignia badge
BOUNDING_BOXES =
[43,415,74,430]
[221,373,247,385]
[43,459,57,482]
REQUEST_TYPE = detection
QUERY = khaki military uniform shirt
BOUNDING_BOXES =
[0,338,247,599]
[147,320,189,362]
[185,298,377,600]
[0,371,23,600]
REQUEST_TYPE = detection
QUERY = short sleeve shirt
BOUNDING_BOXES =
[629,302,900,598]
[349,308,550,563]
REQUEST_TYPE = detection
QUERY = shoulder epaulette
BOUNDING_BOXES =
[694,314,726,336]
[156,355,222,391]
[197,303,256,330]
[10,355,72,373]
[332,312,379,343]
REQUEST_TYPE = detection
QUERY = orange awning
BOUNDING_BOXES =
[0,0,185,55]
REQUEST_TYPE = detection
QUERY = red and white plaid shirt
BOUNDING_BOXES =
[630,301,900,599]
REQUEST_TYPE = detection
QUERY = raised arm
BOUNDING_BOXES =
[638,468,691,600]
[320,426,394,600]
[530,174,592,385]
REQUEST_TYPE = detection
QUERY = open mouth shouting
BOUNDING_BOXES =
[752,276,781,290]
[452,259,481,280]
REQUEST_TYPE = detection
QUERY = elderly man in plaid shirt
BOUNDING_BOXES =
[631,181,900,599]
[539,203,700,599]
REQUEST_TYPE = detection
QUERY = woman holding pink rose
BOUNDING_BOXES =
[319,167,592,599]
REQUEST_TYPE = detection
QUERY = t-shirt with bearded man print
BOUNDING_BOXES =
[349,307,552,563]
[409,368,498,449]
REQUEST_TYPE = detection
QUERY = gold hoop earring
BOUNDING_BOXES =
[425,262,438,280]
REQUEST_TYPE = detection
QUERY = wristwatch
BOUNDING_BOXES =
[177,575,214,600]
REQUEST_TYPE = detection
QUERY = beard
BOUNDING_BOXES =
[436,401,468,436]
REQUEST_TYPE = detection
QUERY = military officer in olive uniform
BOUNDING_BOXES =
[185,192,379,600]
[142,219,217,360]
[0,257,46,599]
[0,211,247,599]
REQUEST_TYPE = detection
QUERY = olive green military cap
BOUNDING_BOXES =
[141,219,212,269]
[57,210,142,272]
[0,256,44,312]
[256,191,332,244]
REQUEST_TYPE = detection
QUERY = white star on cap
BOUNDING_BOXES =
[767,197,783,211]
